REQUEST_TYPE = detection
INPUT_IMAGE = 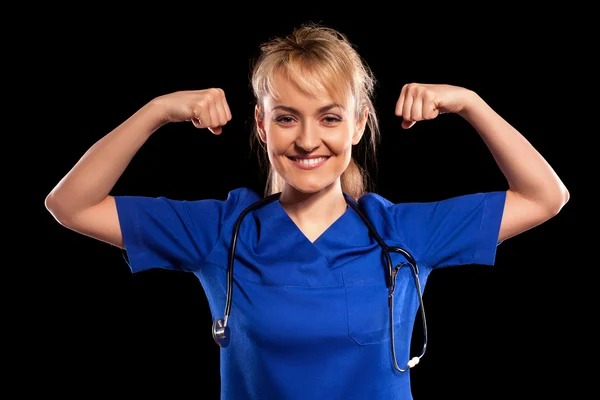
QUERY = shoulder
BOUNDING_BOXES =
[356,192,402,222]
[357,192,394,210]
[219,187,262,207]
[355,191,506,269]
[356,190,506,236]
[180,186,262,207]
[116,187,262,225]
[358,191,505,215]
[185,187,262,219]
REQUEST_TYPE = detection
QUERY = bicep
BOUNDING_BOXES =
[64,196,124,249]
[498,190,552,242]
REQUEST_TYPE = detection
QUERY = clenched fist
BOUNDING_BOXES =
[395,83,473,129]
[152,88,232,135]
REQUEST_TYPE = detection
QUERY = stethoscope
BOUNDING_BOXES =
[212,192,428,372]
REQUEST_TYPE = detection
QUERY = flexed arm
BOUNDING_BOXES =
[395,83,569,242]
[45,89,232,248]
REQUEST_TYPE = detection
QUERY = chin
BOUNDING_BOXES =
[287,178,337,194]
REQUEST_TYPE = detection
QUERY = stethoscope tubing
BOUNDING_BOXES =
[214,192,427,372]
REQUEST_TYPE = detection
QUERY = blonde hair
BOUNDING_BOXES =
[250,23,380,201]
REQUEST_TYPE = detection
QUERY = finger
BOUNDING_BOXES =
[224,98,232,121]
[395,84,408,116]
[420,89,436,120]
[214,91,230,128]
[219,89,233,122]
[207,96,222,134]
[401,90,414,125]
[191,116,204,129]
[192,101,211,129]
[410,93,423,122]
[401,119,416,129]
[422,105,439,120]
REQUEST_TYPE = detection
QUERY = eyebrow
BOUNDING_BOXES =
[271,103,345,114]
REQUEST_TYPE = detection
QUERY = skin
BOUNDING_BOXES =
[393,82,570,242]
[45,73,569,249]
[255,71,367,242]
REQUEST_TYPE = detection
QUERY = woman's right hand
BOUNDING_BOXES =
[152,88,233,135]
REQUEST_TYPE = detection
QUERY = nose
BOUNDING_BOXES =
[295,123,321,153]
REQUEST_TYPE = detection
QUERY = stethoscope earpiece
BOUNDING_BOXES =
[212,318,230,348]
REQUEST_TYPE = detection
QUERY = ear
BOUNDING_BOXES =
[352,108,368,145]
[255,105,267,143]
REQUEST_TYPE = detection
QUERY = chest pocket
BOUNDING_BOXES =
[342,268,408,346]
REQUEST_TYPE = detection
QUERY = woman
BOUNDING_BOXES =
[45,23,569,399]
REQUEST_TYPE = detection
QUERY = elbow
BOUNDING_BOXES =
[545,184,570,217]
[45,191,58,215]
[516,182,570,223]
[561,185,570,208]
[45,190,70,224]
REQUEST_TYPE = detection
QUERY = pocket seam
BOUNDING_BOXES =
[343,274,399,346]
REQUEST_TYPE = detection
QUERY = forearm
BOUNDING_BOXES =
[46,100,166,218]
[459,91,569,212]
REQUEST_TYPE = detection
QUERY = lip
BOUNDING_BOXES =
[287,156,329,170]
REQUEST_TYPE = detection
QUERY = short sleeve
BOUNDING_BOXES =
[367,191,506,269]
[114,188,249,273]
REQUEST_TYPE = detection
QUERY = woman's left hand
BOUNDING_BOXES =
[395,83,474,129]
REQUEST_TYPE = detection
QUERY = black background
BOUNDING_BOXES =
[32,11,582,400]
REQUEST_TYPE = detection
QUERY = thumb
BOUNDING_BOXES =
[208,126,223,135]
[401,119,416,129]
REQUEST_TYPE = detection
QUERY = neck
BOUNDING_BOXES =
[279,181,347,225]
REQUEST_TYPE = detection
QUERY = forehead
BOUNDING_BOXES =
[264,68,353,112]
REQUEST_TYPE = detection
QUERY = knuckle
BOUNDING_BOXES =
[208,88,221,98]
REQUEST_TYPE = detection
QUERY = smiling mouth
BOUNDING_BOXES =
[288,156,329,169]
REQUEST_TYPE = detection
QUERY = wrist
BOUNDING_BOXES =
[142,98,171,132]
[457,89,485,120]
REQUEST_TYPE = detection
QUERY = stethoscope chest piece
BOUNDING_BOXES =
[212,318,230,348]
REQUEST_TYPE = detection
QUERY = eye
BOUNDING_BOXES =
[323,115,342,125]
[274,115,295,124]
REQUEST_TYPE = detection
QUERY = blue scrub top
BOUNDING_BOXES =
[115,187,505,400]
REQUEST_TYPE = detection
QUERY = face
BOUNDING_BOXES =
[255,70,366,195]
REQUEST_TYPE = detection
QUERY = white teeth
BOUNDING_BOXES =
[294,157,327,165]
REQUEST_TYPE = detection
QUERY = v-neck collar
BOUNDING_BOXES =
[251,193,371,268]
[279,202,349,245]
